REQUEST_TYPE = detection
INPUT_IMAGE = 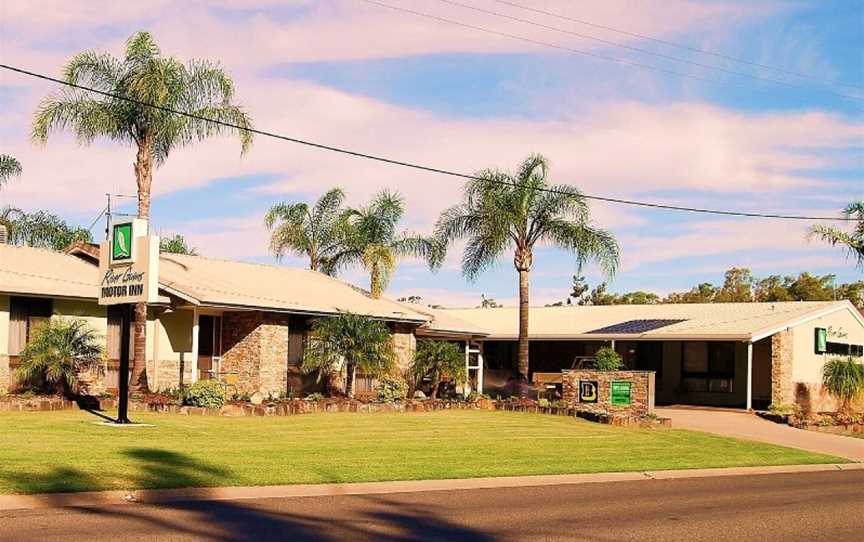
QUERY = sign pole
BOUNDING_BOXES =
[117,303,132,424]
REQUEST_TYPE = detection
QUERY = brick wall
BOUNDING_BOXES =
[221,311,290,397]
[771,330,794,406]
[562,370,655,417]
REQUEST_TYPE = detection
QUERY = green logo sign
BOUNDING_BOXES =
[112,222,133,262]
[610,381,632,406]
[815,328,828,353]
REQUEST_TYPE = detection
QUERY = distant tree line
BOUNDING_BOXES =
[549,268,864,309]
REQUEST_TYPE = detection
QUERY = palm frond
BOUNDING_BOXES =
[0,154,22,187]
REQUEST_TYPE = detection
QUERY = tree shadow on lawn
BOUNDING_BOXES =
[1,447,495,541]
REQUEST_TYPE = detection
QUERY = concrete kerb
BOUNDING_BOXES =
[1,462,861,512]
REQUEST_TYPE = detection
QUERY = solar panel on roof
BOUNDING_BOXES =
[587,319,687,334]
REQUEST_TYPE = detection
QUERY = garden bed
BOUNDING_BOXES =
[0,394,670,427]
[757,410,863,438]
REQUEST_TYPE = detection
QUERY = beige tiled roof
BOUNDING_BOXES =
[0,244,100,299]
[440,301,856,341]
[413,306,490,337]
[158,254,430,322]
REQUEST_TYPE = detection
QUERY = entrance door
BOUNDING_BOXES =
[198,314,221,380]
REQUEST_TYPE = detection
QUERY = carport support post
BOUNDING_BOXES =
[746,341,753,411]
[191,308,200,384]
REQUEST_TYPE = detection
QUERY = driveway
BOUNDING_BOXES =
[657,407,864,462]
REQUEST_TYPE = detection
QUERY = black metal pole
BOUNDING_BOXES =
[117,303,132,424]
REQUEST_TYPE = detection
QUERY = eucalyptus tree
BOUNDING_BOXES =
[159,233,198,255]
[302,312,395,397]
[810,202,864,269]
[0,207,91,250]
[0,154,22,188]
[33,31,253,391]
[332,190,443,298]
[265,188,349,273]
[436,154,619,388]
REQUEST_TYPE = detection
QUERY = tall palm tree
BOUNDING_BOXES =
[333,190,443,298]
[436,154,619,389]
[810,201,864,269]
[265,188,349,273]
[0,154,22,188]
[33,31,253,392]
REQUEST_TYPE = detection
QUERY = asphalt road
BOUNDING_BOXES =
[1,471,861,541]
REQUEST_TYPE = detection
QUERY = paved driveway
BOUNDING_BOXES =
[657,407,864,462]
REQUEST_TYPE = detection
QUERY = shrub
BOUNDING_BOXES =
[181,380,226,408]
[15,318,102,396]
[377,376,407,403]
[594,346,622,371]
[537,398,550,408]
[305,392,325,402]
[822,357,864,413]
[410,340,466,400]
[768,403,795,416]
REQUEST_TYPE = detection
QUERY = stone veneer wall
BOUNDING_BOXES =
[221,311,290,396]
[391,323,417,372]
[771,330,794,406]
[562,370,655,417]
[0,355,9,394]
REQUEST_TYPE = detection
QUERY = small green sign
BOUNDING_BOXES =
[610,381,632,406]
[112,222,133,262]
[815,328,828,354]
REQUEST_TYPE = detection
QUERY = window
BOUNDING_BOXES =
[826,342,864,357]
[681,341,735,393]
[8,297,52,356]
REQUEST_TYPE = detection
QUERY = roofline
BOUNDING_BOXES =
[479,333,751,341]
[0,290,97,303]
[749,301,863,342]
[170,300,429,324]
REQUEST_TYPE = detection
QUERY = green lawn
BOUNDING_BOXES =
[0,409,845,495]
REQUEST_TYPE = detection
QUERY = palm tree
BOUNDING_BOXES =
[436,154,619,389]
[411,339,466,399]
[0,154,22,188]
[160,233,198,255]
[810,202,864,269]
[332,190,443,298]
[33,31,253,392]
[16,318,103,397]
[264,188,349,273]
[302,312,395,397]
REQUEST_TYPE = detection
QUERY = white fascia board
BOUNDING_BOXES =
[749,301,863,343]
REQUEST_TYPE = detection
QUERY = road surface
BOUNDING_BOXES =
[1,470,861,541]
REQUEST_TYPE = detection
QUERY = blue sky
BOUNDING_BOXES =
[1,0,862,306]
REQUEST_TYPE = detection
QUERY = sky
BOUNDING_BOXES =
[1,0,862,307]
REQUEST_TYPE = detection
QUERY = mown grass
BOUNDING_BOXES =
[0,409,844,494]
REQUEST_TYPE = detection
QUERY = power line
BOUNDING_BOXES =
[494,0,863,91]
[433,0,861,96]
[360,0,863,103]
[0,63,855,222]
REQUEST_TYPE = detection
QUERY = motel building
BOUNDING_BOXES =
[2,241,863,412]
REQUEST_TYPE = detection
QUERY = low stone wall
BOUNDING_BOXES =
[562,370,655,417]
[0,397,76,412]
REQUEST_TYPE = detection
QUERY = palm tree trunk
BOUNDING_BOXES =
[345,363,356,398]
[430,375,441,400]
[517,268,530,387]
[129,136,154,393]
[370,265,382,299]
